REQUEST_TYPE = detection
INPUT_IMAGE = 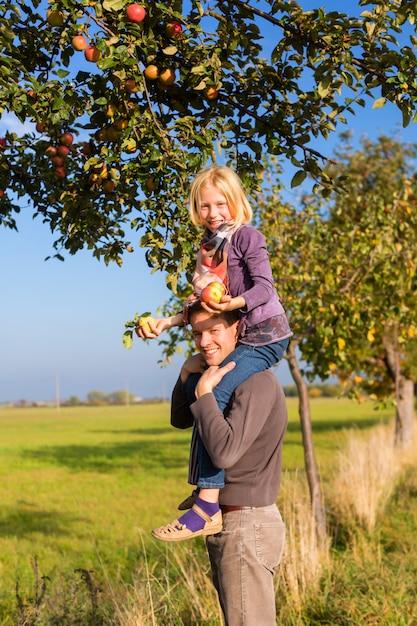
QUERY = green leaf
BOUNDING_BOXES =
[291,170,307,188]
[372,97,386,109]
[122,330,133,350]
[162,46,178,56]
[103,0,125,11]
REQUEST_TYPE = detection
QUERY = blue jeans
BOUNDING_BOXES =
[185,339,289,489]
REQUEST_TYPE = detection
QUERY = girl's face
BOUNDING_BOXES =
[198,185,233,231]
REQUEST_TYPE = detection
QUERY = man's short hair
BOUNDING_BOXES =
[187,300,239,327]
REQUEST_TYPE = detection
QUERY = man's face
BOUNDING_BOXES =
[190,310,238,367]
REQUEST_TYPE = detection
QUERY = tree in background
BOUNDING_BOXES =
[261,135,417,451]
[1,1,417,287]
[323,134,417,449]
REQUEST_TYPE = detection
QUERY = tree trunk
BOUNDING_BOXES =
[286,340,328,546]
[394,376,414,449]
[383,326,415,449]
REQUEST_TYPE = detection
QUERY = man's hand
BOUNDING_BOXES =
[195,361,236,398]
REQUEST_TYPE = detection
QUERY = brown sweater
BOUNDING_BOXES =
[170,370,288,507]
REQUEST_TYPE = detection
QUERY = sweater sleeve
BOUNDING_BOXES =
[231,226,277,313]
[170,377,194,429]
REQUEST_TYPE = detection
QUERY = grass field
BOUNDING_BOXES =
[0,397,412,624]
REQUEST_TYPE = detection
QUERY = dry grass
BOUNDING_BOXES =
[277,471,330,612]
[330,422,411,532]
[112,533,222,626]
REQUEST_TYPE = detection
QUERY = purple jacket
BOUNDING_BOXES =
[228,225,291,339]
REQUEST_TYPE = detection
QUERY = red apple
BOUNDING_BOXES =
[0,138,7,148]
[166,21,183,38]
[0,189,5,198]
[57,144,70,157]
[72,35,87,51]
[82,142,93,157]
[200,281,227,304]
[205,86,220,100]
[158,67,176,86]
[51,155,64,167]
[102,179,115,193]
[124,79,138,93]
[45,145,57,157]
[126,4,146,23]
[36,121,46,133]
[60,132,74,146]
[144,64,159,81]
[54,166,66,179]
[84,45,102,63]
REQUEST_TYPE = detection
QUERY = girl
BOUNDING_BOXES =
[138,166,292,541]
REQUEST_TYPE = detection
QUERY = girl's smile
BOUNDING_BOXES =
[198,185,233,231]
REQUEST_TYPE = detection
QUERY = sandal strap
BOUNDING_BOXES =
[191,503,212,523]
[160,520,185,534]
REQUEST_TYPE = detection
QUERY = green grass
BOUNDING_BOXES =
[0,398,404,623]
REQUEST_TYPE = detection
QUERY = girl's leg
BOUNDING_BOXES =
[211,339,289,413]
[196,339,289,491]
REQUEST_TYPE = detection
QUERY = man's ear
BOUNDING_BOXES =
[235,321,240,343]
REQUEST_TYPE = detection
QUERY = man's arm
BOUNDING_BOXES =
[170,377,194,429]
[170,353,207,428]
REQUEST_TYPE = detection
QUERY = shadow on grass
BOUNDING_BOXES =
[23,437,191,474]
[0,504,82,537]
[285,415,391,434]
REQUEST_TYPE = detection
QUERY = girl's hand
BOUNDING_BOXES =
[134,312,184,340]
[200,295,245,314]
[134,317,166,339]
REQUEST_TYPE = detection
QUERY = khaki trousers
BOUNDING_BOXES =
[206,504,286,626]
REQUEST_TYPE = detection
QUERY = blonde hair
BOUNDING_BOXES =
[188,166,253,228]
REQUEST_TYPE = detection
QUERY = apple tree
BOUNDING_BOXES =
[260,135,417,451]
[1,0,417,293]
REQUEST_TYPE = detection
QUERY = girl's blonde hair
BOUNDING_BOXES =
[188,166,253,228]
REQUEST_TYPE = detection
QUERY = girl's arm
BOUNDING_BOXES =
[200,294,246,315]
[135,312,184,339]
[231,226,277,312]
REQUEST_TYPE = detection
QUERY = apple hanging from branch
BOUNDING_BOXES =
[126,4,146,23]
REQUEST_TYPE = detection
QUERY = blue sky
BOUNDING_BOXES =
[1,1,417,403]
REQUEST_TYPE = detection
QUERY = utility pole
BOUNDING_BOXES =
[125,380,130,407]
[55,373,60,413]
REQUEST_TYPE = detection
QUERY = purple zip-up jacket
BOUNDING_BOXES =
[228,225,292,341]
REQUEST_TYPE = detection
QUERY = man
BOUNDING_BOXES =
[153,303,288,626]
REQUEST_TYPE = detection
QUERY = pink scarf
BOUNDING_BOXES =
[192,223,236,296]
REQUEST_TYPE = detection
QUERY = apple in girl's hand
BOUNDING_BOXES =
[138,313,156,332]
[200,281,227,304]
[123,311,155,349]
